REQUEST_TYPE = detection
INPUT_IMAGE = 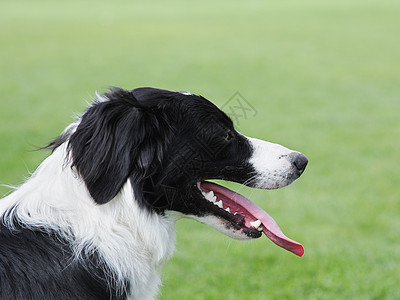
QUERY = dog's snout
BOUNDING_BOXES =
[290,152,308,173]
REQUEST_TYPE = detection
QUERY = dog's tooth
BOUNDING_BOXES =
[250,219,262,229]
[257,226,263,232]
[204,191,213,201]
[225,207,231,213]
[206,191,215,201]
[211,196,217,203]
[215,200,223,208]
[234,212,237,215]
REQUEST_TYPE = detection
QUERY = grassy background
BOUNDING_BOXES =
[1,0,399,299]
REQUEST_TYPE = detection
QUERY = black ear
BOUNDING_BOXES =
[68,89,168,204]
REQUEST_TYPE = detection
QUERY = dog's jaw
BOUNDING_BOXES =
[172,134,308,256]
[189,180,304,256]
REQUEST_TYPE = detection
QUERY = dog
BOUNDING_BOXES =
[0,87,307,300]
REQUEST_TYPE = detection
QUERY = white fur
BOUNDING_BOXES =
[0,144,178,300]
[177,91,192,96]
[0,92,302,299]
[94,91,110,103]
[188,214,252,240]
[187,136,302,242]
[246,136,298,189]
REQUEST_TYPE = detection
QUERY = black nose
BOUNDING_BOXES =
[290,152,308,173]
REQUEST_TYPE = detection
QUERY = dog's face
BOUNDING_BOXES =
[65,87,307,256]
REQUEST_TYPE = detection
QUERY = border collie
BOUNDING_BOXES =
[0,87,307,300]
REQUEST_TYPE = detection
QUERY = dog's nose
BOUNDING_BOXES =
[290,152,308,173]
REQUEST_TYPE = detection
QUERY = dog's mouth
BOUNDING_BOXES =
[197,181,304,257]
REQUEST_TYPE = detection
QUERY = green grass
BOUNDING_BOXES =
[1,0,399,298]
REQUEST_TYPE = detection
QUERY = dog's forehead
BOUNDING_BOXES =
[131,87,234,128]
[183,95,234,129]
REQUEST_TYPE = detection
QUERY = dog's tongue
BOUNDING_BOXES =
[201,182,304,257]
[240,191,304,257]
[258,211,304,257]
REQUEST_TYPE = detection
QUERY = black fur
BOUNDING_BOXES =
[67,88,173,205]
[64,87,255,214]
[1,87,260,299]
[0,218,127,300]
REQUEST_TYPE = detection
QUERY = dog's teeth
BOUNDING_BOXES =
[257,226,263,232]
[225,207,231,213]
[207,191,215,202]
[204,191,214,202]
[250,219,262,229]
[234,212,237,215]
[203,191,218,204]
[215,200,223,208]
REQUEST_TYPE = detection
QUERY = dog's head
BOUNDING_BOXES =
[60,87,307,256]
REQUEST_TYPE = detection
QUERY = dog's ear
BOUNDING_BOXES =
[68,89,169,205]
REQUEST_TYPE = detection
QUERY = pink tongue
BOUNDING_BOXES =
[259,215,304,257]
[200,182,304,257]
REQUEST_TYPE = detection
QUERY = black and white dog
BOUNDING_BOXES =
[0,87,307,300]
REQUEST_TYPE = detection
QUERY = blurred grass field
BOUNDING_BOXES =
[1,0,399,299]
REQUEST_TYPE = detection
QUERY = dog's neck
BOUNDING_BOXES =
[1,144,178,299]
